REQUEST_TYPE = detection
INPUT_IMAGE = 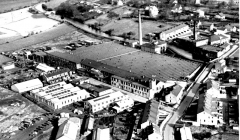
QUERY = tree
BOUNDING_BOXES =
[105,29,114,36]
[107,12,119,19]
[42,4,47,10]
[127,31,136,39]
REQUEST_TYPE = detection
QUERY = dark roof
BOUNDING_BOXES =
[56,120,68,139]
[44,68,70,78]
[198,45,223,52]
[219,43,230,49]
[0,55,13,65]
[141,43,159,49]
[34,51,47,56]
[209,35,221,42]
[89,85,111,93]
[171,85,183,96]
[141,100,159,124]
[47,51,81,63]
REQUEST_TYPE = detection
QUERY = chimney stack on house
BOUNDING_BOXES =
[138,9,143,45]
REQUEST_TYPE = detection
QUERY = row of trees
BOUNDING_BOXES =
[55,2,100,23]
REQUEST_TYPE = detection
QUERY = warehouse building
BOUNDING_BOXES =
[45,49,81,70]
[85,91,132,113]
[159,24,192,41]
[11,78,43,93]
[30,81,90,109]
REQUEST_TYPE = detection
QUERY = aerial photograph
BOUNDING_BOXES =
[0,0,239,140]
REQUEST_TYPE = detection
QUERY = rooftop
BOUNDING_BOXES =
[44,68,70,78]
[34,51,47,56]
[198,45,223,52]
[48,42,201,82]
[171,85,183,97]
[161,24,189,34]
[0,55,13,65]
[141,43,159,49]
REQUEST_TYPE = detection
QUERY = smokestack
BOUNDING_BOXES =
[193,20,197,40]
[138,10,143,45]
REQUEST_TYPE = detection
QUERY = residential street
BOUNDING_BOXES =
[163,44,239,140]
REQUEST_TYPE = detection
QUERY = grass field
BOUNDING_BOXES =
[0,24,76,52]
[101,19,172,39]
[0,0,44,13]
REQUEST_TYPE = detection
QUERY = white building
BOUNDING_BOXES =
[85,91,131,113]
[159,24,192,41]
[56,120,79,140]
[11,78,43,93]
[112,98,134,113]
[36,63,55,72]
[180,126,193,140]
[193,92,224,127]
[204,79,226,98]
[2,62,15,70]
[165,85,184,104]
[42,68,72,84]
[96,128,110,140]
[111,76,165,100]
[30,81,90,109]
[145,6,159,18]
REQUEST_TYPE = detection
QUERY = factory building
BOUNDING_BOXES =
[141,41,167,54]
[42,68,73,84]
[41,42,201,99]
[159,24,192,41]
[30,81,90,109]
[45,49,81,70]
[85,91,132,113]
[32,52,47,63]
[11,78,43,93]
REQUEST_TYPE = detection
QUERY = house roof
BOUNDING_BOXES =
[209,35,221,42]
[219,43,230,49]
[171,85,183,97]
[44,68,70,78]
[162,24,188,34]
[141,43,159,49]
[56,120,78,140]
[198,45,223,52]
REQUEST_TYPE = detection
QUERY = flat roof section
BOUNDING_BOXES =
[100,51,201,82]
[72,42,140,61]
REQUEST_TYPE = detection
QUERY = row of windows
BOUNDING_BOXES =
[93,96,124,107]
[111,81,149,92]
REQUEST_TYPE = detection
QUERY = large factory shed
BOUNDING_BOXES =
[47,42,202,82]
[11,78,43,93]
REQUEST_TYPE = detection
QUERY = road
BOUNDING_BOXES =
[163,63,212,140]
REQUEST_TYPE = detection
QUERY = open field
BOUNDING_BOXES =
[0,24,76,52]
[0,0,44,13]
[101,19,172,39]
[0,8,60,38]
[0,94,46,134]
